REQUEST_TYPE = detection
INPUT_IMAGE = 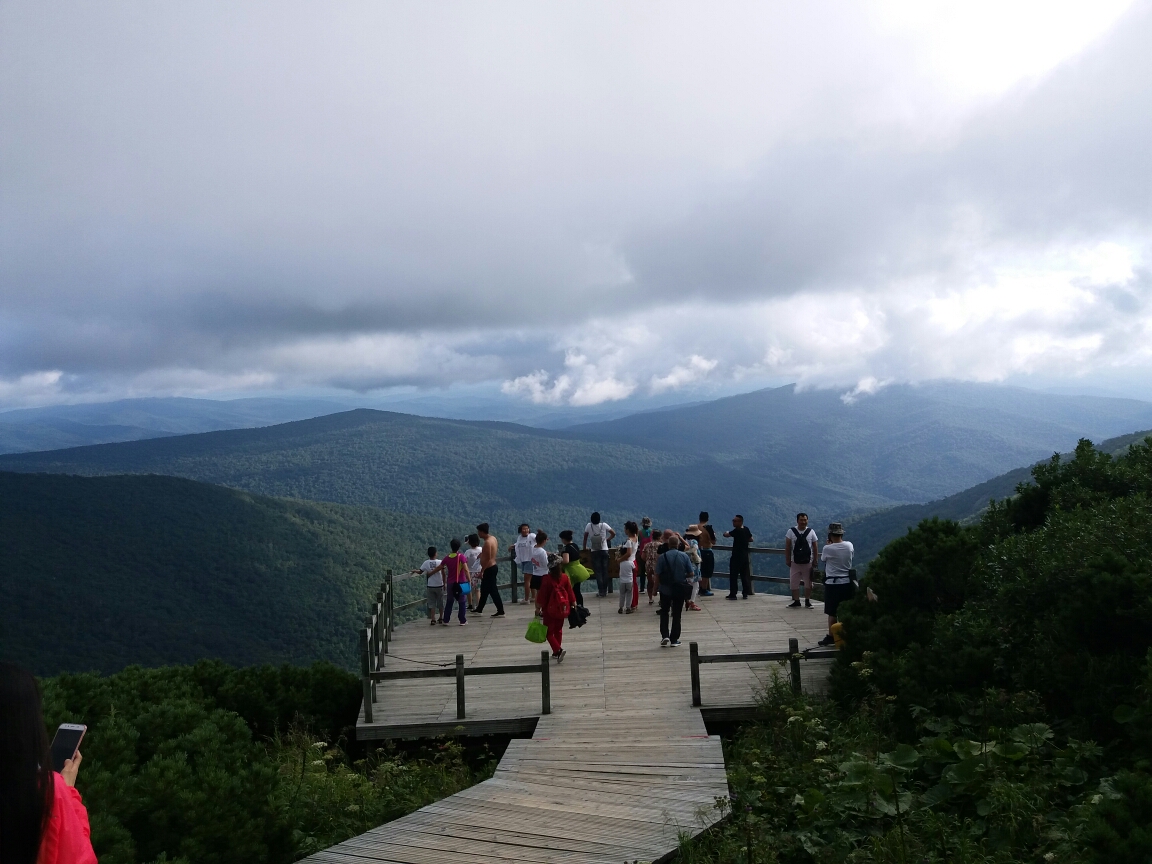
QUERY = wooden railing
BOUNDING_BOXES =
[358,560,545,724]
[708,544,823,593]
[688,637,838,705]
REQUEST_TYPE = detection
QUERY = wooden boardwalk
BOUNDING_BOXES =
[303,591,831,864]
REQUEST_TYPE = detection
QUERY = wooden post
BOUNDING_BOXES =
[510,560,519,604]
[359,628,374,723]
[788,637,802,695]
[690,642,702,707]
[540,650,551,715]
[365,616,378,701]
[385,570,394,650]
[456,654,466,720]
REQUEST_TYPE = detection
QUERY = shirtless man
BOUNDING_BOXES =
[474,522,505,617]
[694,511,717,597]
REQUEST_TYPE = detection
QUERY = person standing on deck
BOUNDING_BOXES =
[510,524,537,605]
[695,511,717,597]
[617,521,639,614]
[536,553,577,662]
[411,546,443,625]
[474,523,505,618]
[430,539,469,625]
[785,513,818,609]
[724,514,754,599]
[559,530,588,607]
[637,517,654,595]
[819,523,855,646]
[584,512,616,597]
[656,530,693,646]
[464,534,483,611]
[684,527,703,611]
[643,525,662,605]
[530,531,550,615]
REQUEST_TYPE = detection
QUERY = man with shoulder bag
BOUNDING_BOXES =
[818,522,855,646]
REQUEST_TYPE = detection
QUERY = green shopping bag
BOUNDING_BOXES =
[565,561,592,584]
[525,618,548,644]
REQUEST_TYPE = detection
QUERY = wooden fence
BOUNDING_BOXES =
[358,560,547,724]
[688,637,838,706]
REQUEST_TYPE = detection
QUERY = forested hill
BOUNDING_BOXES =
[0,471,470,676]
[845,428,1152,567]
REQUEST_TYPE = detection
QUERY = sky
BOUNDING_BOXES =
[2,0,1151,411]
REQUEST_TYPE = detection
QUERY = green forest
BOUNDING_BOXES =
[682,435,1152,863]
[0,471,471,675]
[42,661,498,864]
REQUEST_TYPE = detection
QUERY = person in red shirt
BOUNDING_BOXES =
[534,554,578,662]
[428,538,471,625]
[0,662,98,864]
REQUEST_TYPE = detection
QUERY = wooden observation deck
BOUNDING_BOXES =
[302,553,836,864]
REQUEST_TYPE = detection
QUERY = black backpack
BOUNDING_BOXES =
[791,527,813,564]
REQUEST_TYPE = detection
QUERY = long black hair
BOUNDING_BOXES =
[0,662,54,864]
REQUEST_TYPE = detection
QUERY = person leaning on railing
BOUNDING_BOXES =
[0,662,97,864]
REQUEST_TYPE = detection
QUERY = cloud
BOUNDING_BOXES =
[1,1,1151,408]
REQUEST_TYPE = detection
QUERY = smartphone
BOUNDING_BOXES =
[50,724,86,773]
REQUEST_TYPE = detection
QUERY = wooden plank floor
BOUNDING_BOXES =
[302,591,831,864]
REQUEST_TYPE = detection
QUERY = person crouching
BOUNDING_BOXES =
[536,553,577,663]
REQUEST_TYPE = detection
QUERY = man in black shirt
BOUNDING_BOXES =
[723,514,754,599]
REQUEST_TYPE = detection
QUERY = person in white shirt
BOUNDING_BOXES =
[583,512,616,597]
[818,522,855,646]
[616,521,639,614]
[785,513,818,609]
[464,534,483,611]
[530,531,551,615]
[411,547,444,625]
[509,523,537,605]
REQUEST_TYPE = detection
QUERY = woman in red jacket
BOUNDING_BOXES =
[0,662,98,864]
[535,554,577,662]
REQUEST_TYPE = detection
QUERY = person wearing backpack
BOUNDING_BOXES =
[583,512,616,597]
[536,554,578,662]
[785,513,818,609]
[655,530,694,646]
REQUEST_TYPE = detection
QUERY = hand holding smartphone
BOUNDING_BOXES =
[50,723,86,774]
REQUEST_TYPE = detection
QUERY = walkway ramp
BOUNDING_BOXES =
[303,592,830,863]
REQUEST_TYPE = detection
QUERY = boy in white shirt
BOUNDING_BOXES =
[411,546,444,625]
[530,531,551,615]
[464,534,483,611]
[510,523,537,605]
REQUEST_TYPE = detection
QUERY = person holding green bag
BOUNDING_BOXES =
[536,554,577,662]
[559,530,590,607]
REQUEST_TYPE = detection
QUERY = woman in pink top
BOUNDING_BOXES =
[429,538,470,625]
[0,662,98,864]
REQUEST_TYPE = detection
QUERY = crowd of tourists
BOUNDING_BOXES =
[414,510,856,661]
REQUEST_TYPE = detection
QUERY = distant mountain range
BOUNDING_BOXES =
[4,382,1152,544]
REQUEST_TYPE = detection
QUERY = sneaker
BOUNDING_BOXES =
[726,595,738,600]
[459,620,467,626]
[687,603,702,611]
[818,634,835,647]
[625,608,634,614]
[702,590,715,597]
[669,640,681,647]
[491,612,505,618]
[788,600,802,608]
[618,608,623,614]
[660,637,670,646]
[557,649,566,663]
[805,600,813,609]
[429,620,437,626]
[439,620,447,625]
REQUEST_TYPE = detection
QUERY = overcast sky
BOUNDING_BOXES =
[2,0,1151,409]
